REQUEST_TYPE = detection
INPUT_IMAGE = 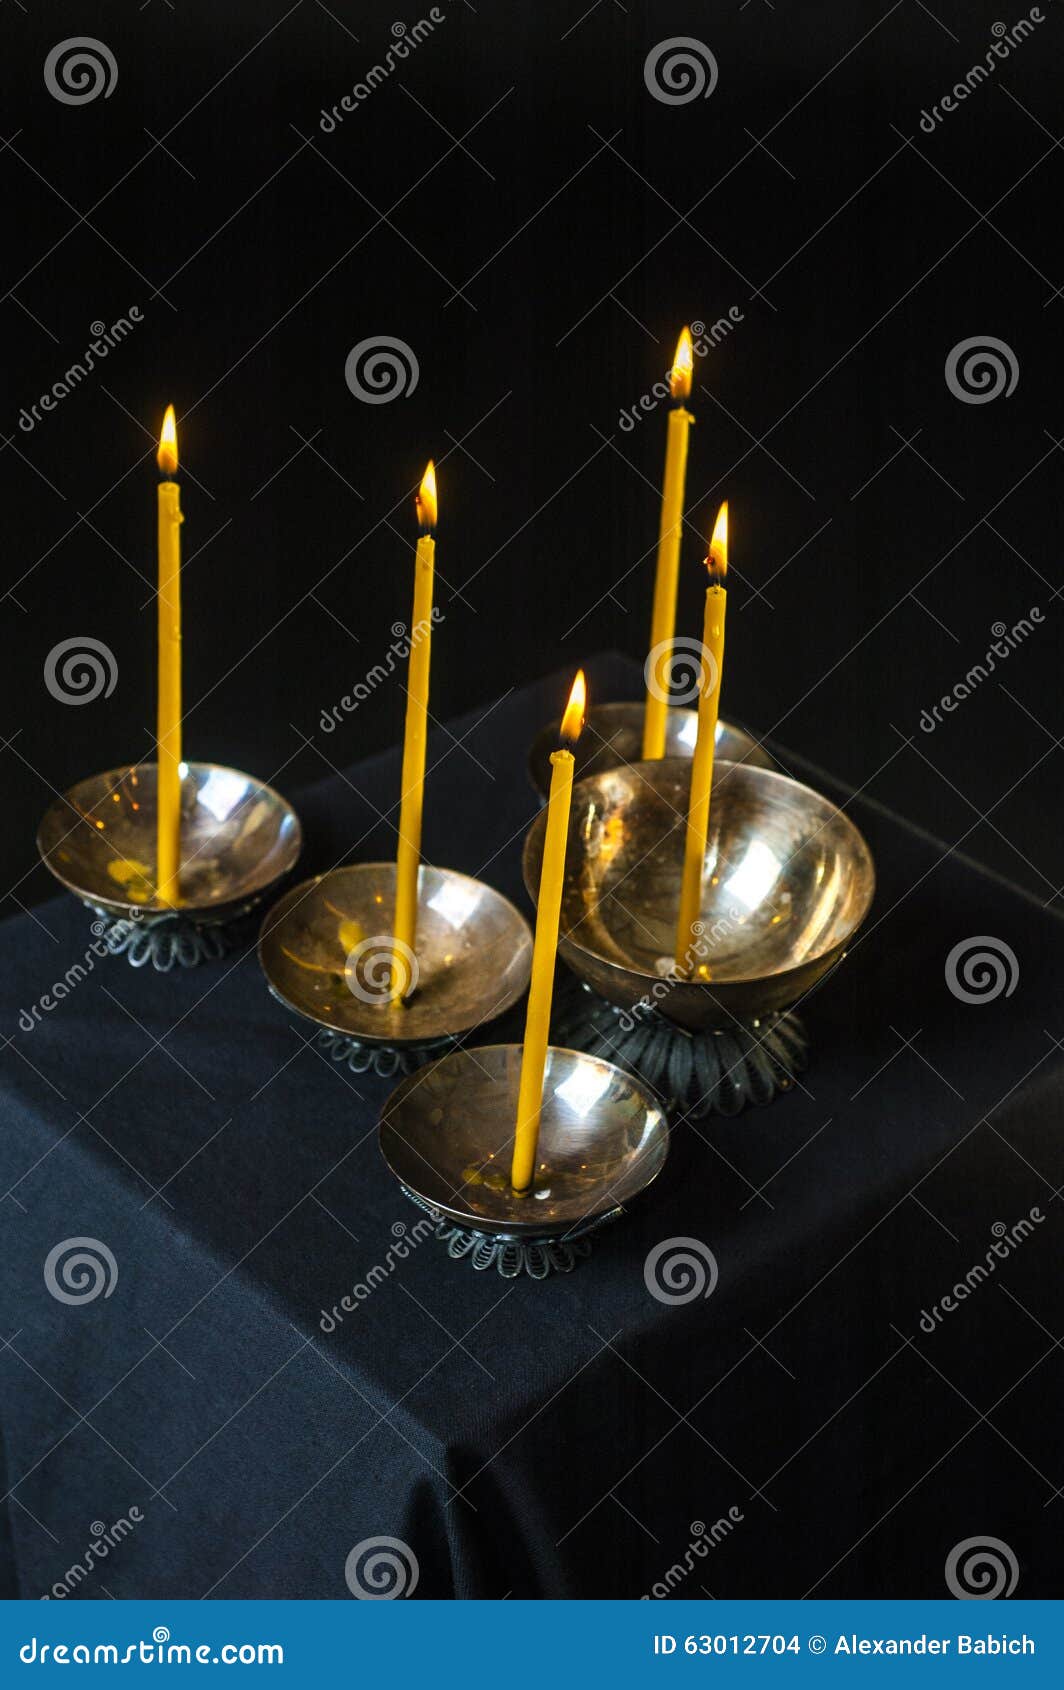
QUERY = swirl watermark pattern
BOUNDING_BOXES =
[344,1536,419,1599]
[644,1238,718,1306]
[644,636,718,708]
[44,38,117,105]
[945,335,1019,404]
[44,638,118,706]
[344,336,419,404]
[43,1238,118,1305]
[945,936,1018,1004]
[345,935,419,1003]
[945,1535,1019,1599]
[644,38,718,106]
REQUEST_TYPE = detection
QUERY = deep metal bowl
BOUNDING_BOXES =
[37,761,302,921]
[523,758,875,1031]
[528,701,774,799]
[258,862,533,1049]
[379,1043,669,1236]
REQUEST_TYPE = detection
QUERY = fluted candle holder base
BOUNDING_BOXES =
[94,907,255,971]
[551,978,809,1119]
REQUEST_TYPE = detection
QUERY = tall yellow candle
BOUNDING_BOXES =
[392,460,437,1003]
[511,670,586,1195]
[675,503,728,974]
[156,404,183,904]
[642,327,694,760]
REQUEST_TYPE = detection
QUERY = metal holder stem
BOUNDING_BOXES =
[551,977,808,1119]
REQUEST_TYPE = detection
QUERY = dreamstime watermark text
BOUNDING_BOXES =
[918,611,1043,733]
[618,313,743,431]
[320,1215,440,1330]
[41,1509,144,1600]
[918,1209,1044,1334]
[319,12,445,131]
[18,311,143,433]
[641,1512,745,1598]
[918,11,1049,134]
[319,610,443,732]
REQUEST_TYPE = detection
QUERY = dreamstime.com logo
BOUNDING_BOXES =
[644,38,718,105]
[344,336,419,403]
[19,1629,283,1665]
[44,37,117,104]
[44,1238,118,1305]
[945,335,1019,404]
[644,1238,718,1305]
[945,1536,1019,1599]
[44,637,118,705]
[945,936,1018,1004]
[344,1536,419,1598]
[644,636,718,708]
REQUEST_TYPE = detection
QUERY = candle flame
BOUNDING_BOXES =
[560,669,587,745]
[669,327,693,401]
[416,460,437,531]
[157,404,178,475]
[708,500,728,580]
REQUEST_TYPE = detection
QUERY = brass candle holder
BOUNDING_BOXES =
[37,761,302,969]
[523,758,875,1118]
[527,700,774,800]
[258,862,533,1077]
[379,1043,669,1277]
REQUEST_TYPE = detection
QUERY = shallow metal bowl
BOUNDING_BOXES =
[259,863,533,1049]
[523,758,875,1031]
[37,761,302,921]
[528,700,774,799]
[379,1043,669,1236]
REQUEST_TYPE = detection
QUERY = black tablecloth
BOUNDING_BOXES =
[1,655,1061,1600]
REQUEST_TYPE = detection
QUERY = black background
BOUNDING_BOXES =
[2,0,1061,911]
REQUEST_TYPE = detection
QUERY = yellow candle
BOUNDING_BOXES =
[675,503,728,973]
[511,670,586,1195]
[642,327,694,760]
[392,461,437,1003]
[156,404,183,904]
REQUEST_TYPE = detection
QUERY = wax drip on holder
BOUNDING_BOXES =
[37,762,302,971]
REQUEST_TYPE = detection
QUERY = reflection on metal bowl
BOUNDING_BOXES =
[528,700,774,799]
[523,758,875,1031]
[379,1043,669,1236]
[37,761,302,921]
[259,862,532,1049]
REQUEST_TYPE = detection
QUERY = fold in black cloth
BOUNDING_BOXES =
[1,654,1061,1599]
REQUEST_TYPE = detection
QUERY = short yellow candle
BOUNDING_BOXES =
[392,461,437,1003]
[511,670,586,1195]
[675,503,728,974]
[156,404,183,904]
[642,327,694,760]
